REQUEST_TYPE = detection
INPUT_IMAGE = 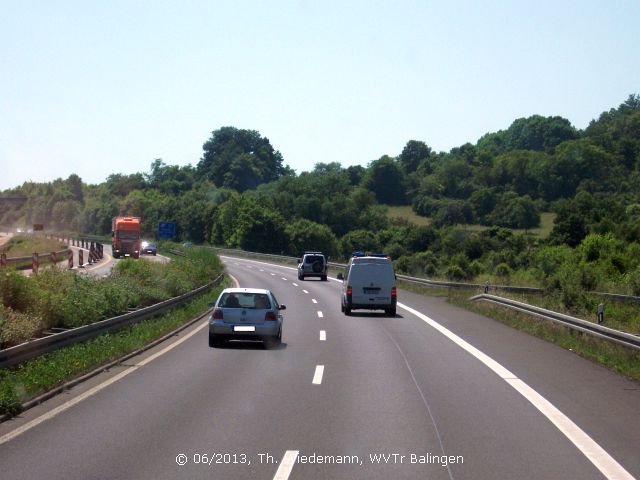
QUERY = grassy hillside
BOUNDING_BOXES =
[2,236,66,257]
[385,207,556,238]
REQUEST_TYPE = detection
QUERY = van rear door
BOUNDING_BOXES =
[348,263,395,306]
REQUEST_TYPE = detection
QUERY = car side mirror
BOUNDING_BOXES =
[337,273,343,280]
[279,305,286,310]
[208,302,216,308]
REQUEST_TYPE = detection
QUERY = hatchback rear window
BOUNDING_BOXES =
[219,293,271,309]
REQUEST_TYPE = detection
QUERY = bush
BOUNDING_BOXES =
[495,262,512,279]
[0,305,44,348]
[445,265,466,281]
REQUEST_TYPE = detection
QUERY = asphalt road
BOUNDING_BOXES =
[0,255,637,479]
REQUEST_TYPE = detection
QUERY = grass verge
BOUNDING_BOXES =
[0,276,230,418]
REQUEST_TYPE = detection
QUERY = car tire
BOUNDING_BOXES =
[341,302,345,313]
[321,275,327,281]
[152,252,156,256]
[345,307,351,315]
[209,333,222,348]
[386,307,396,317]
[266,333,281,349]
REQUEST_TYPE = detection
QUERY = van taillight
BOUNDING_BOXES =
[347,286,352,295]
[213,309,223,319]
[391,287,397,297]
[265,311,277,321]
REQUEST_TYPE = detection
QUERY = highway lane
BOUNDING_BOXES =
[0,255,637,479]
[219,256,639,479]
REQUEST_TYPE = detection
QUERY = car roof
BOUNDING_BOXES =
[221,287,271,295]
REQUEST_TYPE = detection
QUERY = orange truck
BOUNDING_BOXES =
[111,217,141,259]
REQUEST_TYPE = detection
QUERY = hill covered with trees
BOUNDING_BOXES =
[2,95,640,308]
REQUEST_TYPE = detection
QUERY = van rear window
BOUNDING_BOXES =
[348,263,394,283]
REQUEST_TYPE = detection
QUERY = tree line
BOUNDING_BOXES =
[2,96,640,303]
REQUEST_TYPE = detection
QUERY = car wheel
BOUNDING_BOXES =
[386,307,396,317]
[345,307,351,315]
[341,302,345,312]
[321,275,327,281]
[266,333,281,349]
[209,333,222,348]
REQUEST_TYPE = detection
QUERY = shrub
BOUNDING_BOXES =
[495,262,512,279]
[0,305,44,348]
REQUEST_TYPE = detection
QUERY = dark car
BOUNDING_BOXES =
[141,241,157,255]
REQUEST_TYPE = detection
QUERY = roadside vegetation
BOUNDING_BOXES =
[0,246,222,348]
[1,236,65,257]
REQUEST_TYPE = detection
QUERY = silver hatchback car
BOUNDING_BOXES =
[208,288,285,348]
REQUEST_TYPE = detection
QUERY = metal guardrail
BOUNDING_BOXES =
[212,247,640,301]
[211,247,543,294]
[3,249,71,267]
[0,274,224,368]
[470,294,640,351]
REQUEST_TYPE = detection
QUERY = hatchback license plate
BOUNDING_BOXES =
[234,326,256,332]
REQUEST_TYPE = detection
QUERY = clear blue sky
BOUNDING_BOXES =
[1,1,638,190]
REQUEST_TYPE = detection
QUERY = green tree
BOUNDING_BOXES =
[198,127,292,192]
[286,219,339,257]
[363,155,406,205]
[399,140,432,173]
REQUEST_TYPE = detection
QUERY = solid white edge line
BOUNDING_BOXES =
[397,301,634,480]
[320,330,326,341]
[273,450,300,480]
[312,365,324,385]
[0,319,209,446]
[222,256,634,479]
[317,311,323,318]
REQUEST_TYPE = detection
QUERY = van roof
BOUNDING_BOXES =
[350,256,392,264]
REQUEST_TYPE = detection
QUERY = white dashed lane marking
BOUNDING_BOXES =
[320,330,326,341]
[302,290,309,294]
[312,365,324,385]
[312,299,317,304]
[317,311,323,318]
[273,450,300,480]
[292,282,298,287]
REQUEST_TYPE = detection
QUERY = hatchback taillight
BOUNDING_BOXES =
[391,287,397,297]
[265,311,277,321]
[213,309,223,320]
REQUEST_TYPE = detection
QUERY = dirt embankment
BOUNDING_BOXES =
[0,232,13,249]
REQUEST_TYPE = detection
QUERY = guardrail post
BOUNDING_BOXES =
[0,252,6,268]
[68,249,73,269]
[50,251,57,267]
[484,281,489,294]
[32,252,39,274]
[98,243,103,259]
[597,303,605,325]
[88,244,94,264]
[79,249,84,267]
